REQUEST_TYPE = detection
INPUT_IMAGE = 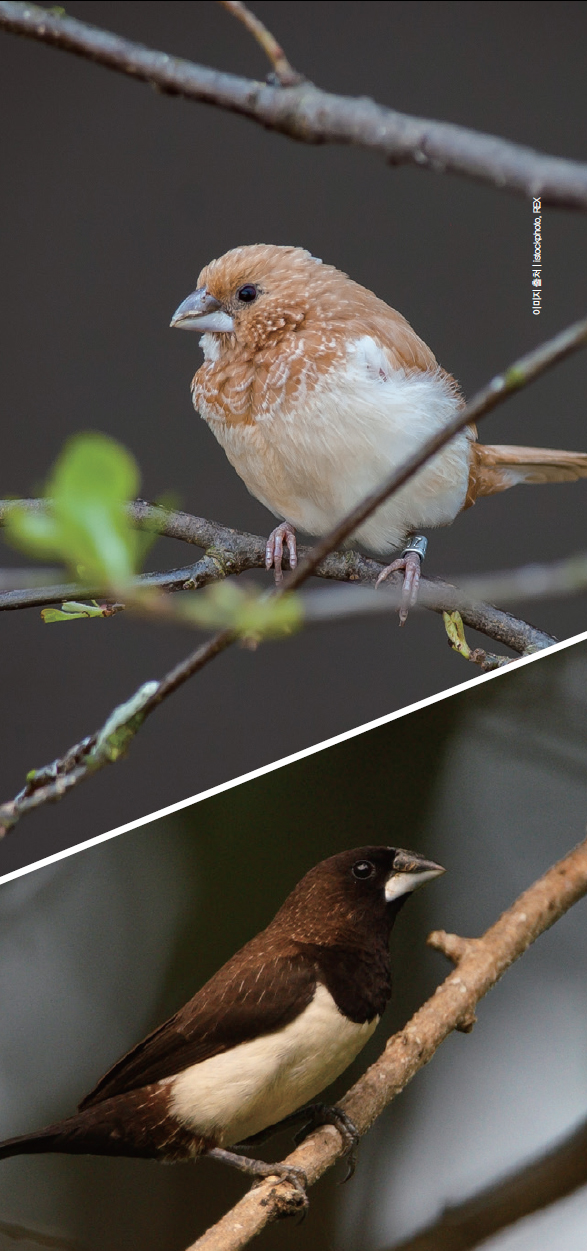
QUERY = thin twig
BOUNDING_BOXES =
[185,837,587,1250]
[1,3,587,207]
[0,629,235,836]
[385,1113,587,1251]
[218,1,302,86]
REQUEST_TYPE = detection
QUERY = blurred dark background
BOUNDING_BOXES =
[1,1,587,870]
[0,641,586,1250]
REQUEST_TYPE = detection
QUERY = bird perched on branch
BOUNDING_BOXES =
[171,244,587,621]
[0,846,443,1199]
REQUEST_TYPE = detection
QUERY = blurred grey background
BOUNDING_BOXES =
[0,641,586,1250]
[0,1,586,869]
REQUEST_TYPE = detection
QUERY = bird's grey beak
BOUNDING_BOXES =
[170,287,235,333]
[385,849,445,902]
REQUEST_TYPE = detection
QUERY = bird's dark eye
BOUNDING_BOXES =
[237,284,258,302]
[352,860,375,880]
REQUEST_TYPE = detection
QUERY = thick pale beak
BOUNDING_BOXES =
[385,848,445,903]
[170,287,235,333]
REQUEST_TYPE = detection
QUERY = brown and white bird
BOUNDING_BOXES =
[0,846,443,1196]
[171,244,587,620]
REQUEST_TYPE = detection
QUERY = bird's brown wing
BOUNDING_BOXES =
[464,443,587,508]
[79,943,316,1110]
[343,289,441,374]
[339,290,466,411]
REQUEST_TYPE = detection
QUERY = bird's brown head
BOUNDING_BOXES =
[170,244,438,382]
[270,845,445,950]
[170,244,355,353]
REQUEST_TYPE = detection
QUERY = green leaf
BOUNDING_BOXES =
[443,609,471,659]
[182,581,304,639]
[41,600,111,623]
[5,433,143,586]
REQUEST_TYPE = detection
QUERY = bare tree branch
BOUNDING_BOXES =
[384,1113,587,1251]
[184,837,587,1251]
[0,500,557,656]
[1,3,587,208]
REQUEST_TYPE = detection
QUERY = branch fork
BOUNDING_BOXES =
[2,1,587,207]
[427,930,481,1031]
[428,929,479,964]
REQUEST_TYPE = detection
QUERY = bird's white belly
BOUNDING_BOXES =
[203,348,471,557]
[167,984,378,1147]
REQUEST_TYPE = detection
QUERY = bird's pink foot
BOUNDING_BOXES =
[265,522,297,586]
[376,537,428,626]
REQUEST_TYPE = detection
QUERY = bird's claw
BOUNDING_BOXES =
[376,552,421,626]
[293,1103,360,1182]
[250,1162,309,1215]
[375,537,427,626]
[265,522,297,586]
[207,1146,308,1211]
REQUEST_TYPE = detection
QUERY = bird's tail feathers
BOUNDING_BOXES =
[467,444,587,504]
[0,1101,206,1163]
[0,1124,65,1161]
[0,1110,153,1161]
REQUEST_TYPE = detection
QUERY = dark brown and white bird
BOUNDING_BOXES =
[0,846,444,1195]
[172,244,587,619]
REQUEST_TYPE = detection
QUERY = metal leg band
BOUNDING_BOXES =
[401,535,428,562]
